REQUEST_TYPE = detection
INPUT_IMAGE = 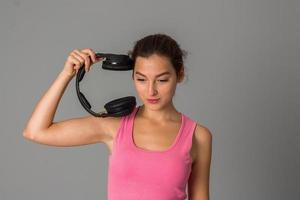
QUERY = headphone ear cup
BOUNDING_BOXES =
[101,54,134,71]
[102,60,133,71]
[104,96,136,117]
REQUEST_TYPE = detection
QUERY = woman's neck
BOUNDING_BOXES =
[137,103,181,124]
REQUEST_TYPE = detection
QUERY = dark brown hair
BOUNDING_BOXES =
[128,33,188,81]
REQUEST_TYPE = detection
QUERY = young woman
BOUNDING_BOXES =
[23,33,212,200]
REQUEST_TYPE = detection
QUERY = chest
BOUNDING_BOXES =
[106,118,197,163]
[132,118,181,150]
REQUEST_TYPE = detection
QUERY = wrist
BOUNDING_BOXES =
[59,70,75,81]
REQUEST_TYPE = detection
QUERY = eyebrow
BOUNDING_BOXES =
[135,71,171,77]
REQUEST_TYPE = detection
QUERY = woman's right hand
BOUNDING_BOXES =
[62,48,103,78]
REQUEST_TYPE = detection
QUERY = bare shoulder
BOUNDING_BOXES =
[194,123,213,145]
[93,116,123,140]
[190,123,213,163]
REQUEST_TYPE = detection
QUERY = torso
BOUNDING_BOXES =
[104,114,198,164]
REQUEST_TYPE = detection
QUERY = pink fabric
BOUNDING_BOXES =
[107,105,197,200]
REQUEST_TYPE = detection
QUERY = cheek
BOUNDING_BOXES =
[161,84,174,93]
[133,82,145,94]
[164,81,178,95]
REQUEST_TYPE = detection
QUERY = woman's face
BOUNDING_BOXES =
[132,54,183,109]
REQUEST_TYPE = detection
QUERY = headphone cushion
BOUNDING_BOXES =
[104,96,136,117]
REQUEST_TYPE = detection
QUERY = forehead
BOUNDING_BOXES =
[134,54,174,75]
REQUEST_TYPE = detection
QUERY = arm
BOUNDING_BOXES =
[22,70,114,147]
[23,70,72,136]
[23,114,115,147]
[23,48,111,147]
[188,125,213,200]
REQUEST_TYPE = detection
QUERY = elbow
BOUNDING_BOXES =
[23,129,35,140]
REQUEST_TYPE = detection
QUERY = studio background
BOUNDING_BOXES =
[1,0,299,199]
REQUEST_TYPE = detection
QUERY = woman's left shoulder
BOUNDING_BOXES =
[191,121,213,146]
[182,114,213,144]
[189,121,213,164]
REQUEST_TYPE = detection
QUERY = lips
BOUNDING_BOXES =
[147,98,160,104]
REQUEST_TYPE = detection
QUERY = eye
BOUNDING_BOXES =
[158,79,169,82]
[136,78,169,82]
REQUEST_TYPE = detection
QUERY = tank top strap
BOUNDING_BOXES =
[175,113,197,156]
[111,106,139,155]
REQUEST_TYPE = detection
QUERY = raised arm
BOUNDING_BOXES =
[22,48,108,147]
[23,114,115,147]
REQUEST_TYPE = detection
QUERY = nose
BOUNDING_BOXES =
[148,81,158,96]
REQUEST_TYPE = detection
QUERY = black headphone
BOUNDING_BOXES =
[75,53,137,118]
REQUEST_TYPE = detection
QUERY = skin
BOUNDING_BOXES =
[23,48,212,199]
[129,53,213,199]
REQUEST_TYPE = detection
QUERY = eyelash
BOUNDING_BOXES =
[137,79,169,82]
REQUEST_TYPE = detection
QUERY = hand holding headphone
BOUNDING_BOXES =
[76,53,136,118]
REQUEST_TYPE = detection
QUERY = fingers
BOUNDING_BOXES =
[81,48,97,63]
[67,54,82,74]
[76,48,104,72]
[68,48,103,74]
[73,49,91,72]
[82,48,104,63]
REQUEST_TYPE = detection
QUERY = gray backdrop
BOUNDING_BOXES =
[1,0,299,199]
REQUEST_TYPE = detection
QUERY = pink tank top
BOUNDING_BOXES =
[107,105,197,200]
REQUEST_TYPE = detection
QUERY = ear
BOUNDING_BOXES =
[177,67,185,83]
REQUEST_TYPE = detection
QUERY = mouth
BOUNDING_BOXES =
[147,98,160,104]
